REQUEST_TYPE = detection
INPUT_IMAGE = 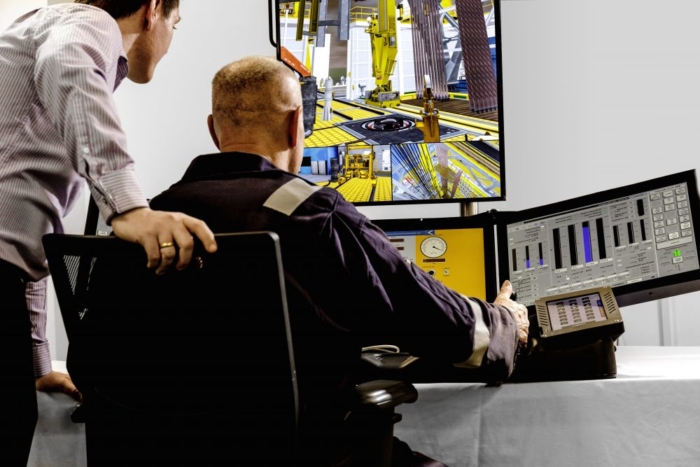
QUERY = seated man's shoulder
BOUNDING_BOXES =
[270,175,347,210]
[300,180,360,216]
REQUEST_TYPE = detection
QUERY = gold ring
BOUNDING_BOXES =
[159,242,174,249]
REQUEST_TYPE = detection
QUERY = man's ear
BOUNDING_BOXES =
[287,106,303,148]
[207,115,221,150]
[143,0,159,30]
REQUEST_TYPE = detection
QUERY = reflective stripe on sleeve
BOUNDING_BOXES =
[263,178,321,216]
[453,296,490,369]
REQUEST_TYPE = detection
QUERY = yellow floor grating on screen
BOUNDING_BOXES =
[306,127,361,147]
[336,178,373,203]
[374,176,392,202]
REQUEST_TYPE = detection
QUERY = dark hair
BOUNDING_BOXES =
[73,0,179,20]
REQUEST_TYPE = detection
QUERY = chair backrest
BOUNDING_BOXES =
[43,231,299,459]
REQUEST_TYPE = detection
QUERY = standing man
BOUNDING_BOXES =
[0,1,217,465]
[149,55,529,466]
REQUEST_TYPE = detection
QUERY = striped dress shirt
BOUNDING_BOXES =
[27,277,50,377]
[0,3,147,282]
[1,4,150,376]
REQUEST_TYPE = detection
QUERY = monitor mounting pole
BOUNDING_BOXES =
[460,201,478,218]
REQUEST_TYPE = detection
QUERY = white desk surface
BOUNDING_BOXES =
[394,346,700,467]
[29,347,700,467]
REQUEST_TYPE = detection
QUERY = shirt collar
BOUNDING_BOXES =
[178,152,283,182]
[115,55,128,91]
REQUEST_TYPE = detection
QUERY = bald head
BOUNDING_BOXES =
[211,56,302,138]
[207,56,306,172]
[208,56,304,173]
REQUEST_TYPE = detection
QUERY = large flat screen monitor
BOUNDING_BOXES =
[496,170,700,310]
[272,0,506,206]
[373,212,497,301]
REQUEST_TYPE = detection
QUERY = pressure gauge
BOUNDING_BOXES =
[420,236,447,258]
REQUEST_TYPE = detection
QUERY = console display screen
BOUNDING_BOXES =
[375,214,497,301]
[384,227,487,299]
[546,292,606,332]
[499,172,700,308]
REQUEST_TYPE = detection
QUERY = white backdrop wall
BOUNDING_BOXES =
[118,0,700,348]
[3,0,700,360]
[495,0,700,346]
[116,0,700,347]
[112,0,278,197]
[0,0,45,32]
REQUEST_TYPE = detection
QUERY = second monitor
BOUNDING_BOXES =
[497,170,700,310]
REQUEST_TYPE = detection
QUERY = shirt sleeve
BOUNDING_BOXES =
[32,9,147,222]
[319,199,521,383]
[27,278,52,378]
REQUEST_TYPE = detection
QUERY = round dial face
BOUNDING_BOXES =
[420,236,447,258]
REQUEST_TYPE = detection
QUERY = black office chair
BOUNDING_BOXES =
[43,231,417,466]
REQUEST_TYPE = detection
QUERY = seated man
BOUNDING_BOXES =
[149,56,529,466]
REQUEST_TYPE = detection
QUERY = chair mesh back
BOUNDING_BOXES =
[43,232,299,458]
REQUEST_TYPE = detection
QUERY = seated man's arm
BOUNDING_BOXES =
[319,208,524,383]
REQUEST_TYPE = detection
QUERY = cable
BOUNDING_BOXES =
[361,344,400,353]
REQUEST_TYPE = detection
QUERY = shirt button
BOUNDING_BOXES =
[83,147,90,154]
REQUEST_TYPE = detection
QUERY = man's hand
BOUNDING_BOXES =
[35,371,82,402]
[111,207,217,275]
[494,280,529,346]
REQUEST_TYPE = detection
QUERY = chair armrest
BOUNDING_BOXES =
[70,403,86,423]
[354,379,418,411]
[351,380,418,466]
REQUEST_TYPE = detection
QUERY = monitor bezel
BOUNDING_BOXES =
[373,211,498,301]
[496,169,700,311]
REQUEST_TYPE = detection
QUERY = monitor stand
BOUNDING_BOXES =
[508,337,618,383]
[460,201,478,217]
